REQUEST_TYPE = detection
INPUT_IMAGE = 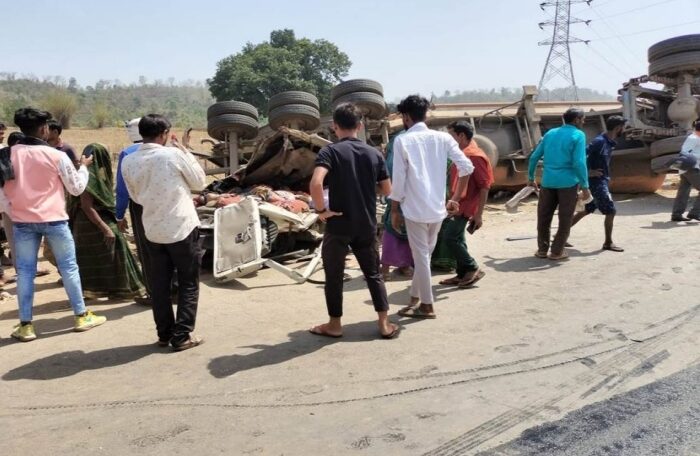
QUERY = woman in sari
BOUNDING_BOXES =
[70,143,145,299]
[380,132,413,280]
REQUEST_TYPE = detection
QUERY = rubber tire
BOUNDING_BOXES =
[330,79,383,100]
[268,104,321,131]
[472,134,499,170]
[207,114,259,141]
[332,92,387,120]
[651,154,679,174]
[648,34,700,63]
[207,101,258,121]
[268,91,319,112]
[648,51,700,77]
[650,136,688,158]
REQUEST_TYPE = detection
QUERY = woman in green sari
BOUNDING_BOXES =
[70,143,145,299]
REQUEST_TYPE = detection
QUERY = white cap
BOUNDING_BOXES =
[125,117,142,143]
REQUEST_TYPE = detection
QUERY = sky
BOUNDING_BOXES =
[2,0,699,101]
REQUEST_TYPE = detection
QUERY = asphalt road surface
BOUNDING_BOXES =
[478,364,700,456]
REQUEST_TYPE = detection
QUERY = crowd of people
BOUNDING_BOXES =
[0,96,698,347]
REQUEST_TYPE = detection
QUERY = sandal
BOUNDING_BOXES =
[534,250,548,259]
[548,251,569,261]
[458,269,485,289]
[381,324,401,340]
[398,306,436,320]
[309,325,342,338]
[602,244,624,252]
[172,335,204,352]
[439,276,462,286]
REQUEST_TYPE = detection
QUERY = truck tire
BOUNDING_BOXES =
[330,79,383,100]
[268,91,319,112]
[648,51,700,77]
[207,101,258,121]
[649,135,688,158]
[268,104,321,131]
[207,114,259,141]
[472,134,499,171]
[332,92,387,120]
[648,34,700,62]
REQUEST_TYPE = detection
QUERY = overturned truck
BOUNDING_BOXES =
[193,34,700,281]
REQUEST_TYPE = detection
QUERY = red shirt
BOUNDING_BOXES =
[449,141,494,218]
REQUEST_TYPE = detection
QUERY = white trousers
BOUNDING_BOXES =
[405,218,442,304]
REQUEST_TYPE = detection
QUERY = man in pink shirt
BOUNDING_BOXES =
[2,108,107,342]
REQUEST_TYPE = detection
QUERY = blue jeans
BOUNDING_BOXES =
[13,221,86,322]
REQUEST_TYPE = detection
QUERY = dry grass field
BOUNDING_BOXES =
[4,126,213,158]
[3,126,225,178]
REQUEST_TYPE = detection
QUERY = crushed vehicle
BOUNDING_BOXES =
[191,34,700,281]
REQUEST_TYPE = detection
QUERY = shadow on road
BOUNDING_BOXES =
[208,319,421,379]
[640,220,700,230]
[2,343,160,381]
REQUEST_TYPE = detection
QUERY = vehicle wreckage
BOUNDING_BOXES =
[190,34,700,283]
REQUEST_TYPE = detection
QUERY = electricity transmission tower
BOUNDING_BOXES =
[538,0,591,101]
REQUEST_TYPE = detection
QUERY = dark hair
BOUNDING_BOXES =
[7,132,24,146]
[695,119,700,131]
[605,115,626,131]
[48,119,63,135]
[0,122,6,130]
[563,108,585,124]
[447,120,474,140]
[138,114,171,139]
[14,108,52,135]
[397,95,430,122]
[332,103,362,130]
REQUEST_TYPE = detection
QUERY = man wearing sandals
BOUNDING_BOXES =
[438,121,494,289]
[390,95,473,319]
[528,108,592,261]
[121,114,206,351]
[308,103,399,339]
[570,115,627,252]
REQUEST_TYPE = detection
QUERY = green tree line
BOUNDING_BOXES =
[0,73,214,129]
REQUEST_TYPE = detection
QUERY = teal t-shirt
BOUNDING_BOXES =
[528,124,589,189]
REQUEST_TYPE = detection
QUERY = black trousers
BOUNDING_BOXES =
[129,201,152,297]
[145,228,200,344]
[322,231,389,318]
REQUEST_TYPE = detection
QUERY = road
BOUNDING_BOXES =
[0,185,698,455]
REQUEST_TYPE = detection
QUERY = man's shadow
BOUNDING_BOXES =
[640,220,699,230]
[482,255,563,273]
[208,319,420,379]
[2,343,159,381]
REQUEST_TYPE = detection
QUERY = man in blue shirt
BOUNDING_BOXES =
[528,108,591,260]
[115,118,152,305]
[571,115,626,252]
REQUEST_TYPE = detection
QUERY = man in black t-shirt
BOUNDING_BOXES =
[309,103,399,339]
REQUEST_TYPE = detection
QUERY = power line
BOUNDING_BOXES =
[585,42,635,80]
[570,46,627,84]
[590,19,700,40]
[587,4,642,70]
[605,0,683,19]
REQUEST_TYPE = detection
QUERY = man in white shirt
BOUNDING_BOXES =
[389,95,474,319]
[122,114,206,351]
[671,120,700,222]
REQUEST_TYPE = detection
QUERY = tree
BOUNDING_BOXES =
[43,89,78,129]
[208,29,351,114]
